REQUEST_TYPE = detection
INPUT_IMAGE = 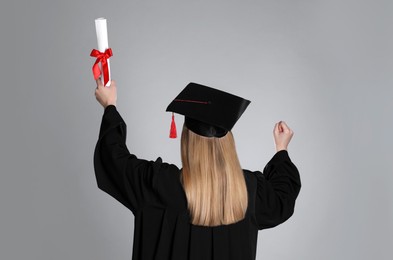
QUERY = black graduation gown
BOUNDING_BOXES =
[94,105,301,260]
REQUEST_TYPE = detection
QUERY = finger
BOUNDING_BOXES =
[280,121,290,132]
[274,121,284,134]
[273,122,279,134]
[278,121,284,132]
[96,78,103,89]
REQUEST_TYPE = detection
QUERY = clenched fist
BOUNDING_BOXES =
[273,121,294,152]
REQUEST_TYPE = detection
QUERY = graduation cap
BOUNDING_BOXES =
[166,82,251,138]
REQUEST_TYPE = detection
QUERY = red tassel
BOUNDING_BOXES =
[170,113,177,138]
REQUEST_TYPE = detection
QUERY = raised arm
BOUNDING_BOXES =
[253,122,301,229]
[93,80,158,214]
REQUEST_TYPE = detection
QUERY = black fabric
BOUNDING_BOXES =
[94,105,301,260]
[185,117,227,138]
[166,83,251,137]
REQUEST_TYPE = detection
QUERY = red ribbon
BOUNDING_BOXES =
[90,48,113,86]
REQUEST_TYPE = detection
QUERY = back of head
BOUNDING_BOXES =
[181,125,248,227]
[166,82,251,226]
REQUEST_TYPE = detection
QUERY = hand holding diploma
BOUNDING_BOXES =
[95,78,117,108]
[90,18,112,87]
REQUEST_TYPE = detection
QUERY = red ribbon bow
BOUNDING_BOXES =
[90,48,113,86]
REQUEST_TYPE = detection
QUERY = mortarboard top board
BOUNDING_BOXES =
[166,82,251,138]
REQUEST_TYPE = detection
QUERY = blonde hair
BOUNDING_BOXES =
[181,125,248,226]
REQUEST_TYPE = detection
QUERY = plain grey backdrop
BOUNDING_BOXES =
[1,0,392,259]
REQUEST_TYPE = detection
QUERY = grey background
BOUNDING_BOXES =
[1,0,392,259]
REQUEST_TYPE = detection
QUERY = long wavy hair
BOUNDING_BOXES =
[180,125,248,226]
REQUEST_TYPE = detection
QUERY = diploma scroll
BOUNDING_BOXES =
[92,18,112,87]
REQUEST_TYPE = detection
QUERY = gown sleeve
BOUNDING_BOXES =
[93,105,160,214]
[253,150,301,230]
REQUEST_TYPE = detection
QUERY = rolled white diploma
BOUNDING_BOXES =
[95,18,111,87]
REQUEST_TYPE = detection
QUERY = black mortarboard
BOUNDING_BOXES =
[166,82,251,138]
